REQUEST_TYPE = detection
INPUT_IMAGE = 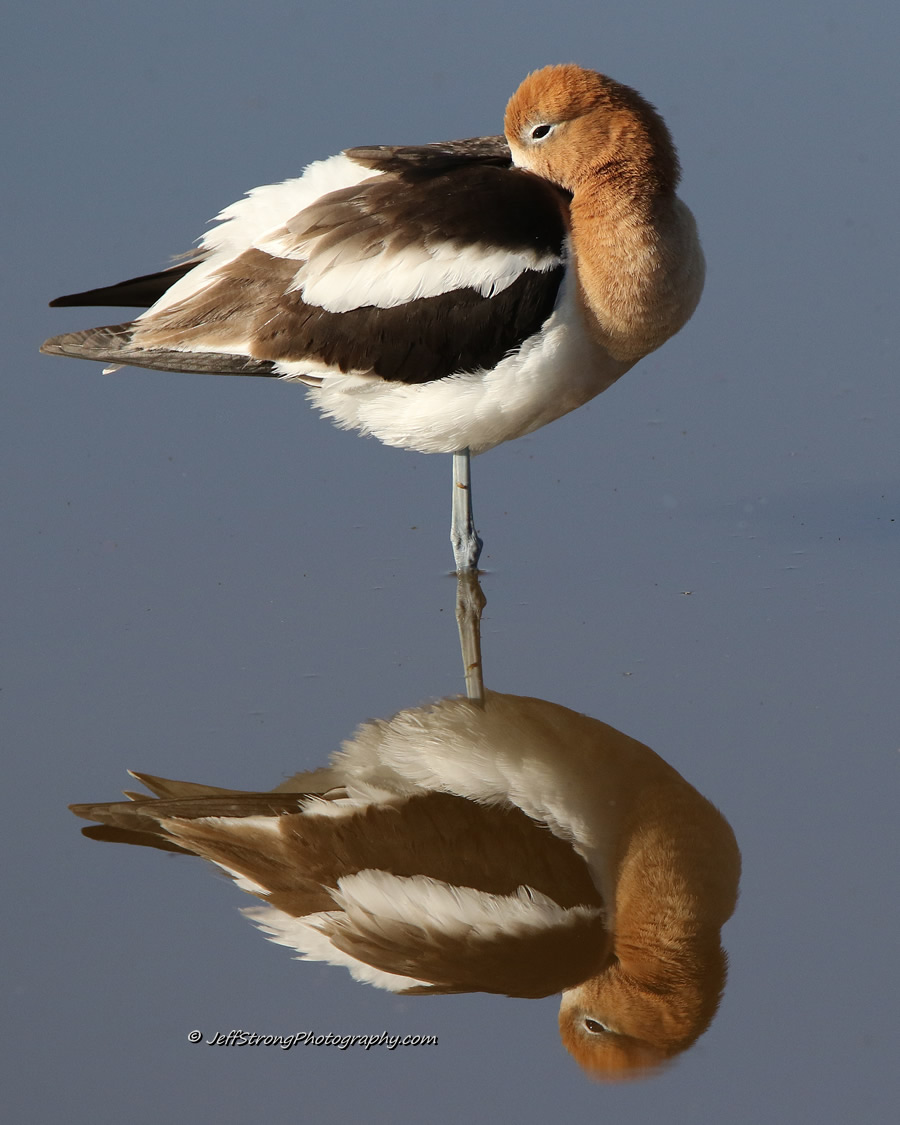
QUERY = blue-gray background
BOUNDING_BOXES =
[3,1,897,1120]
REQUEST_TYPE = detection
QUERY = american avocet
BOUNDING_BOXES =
[42,64,704,571]
[71,692,739,1077]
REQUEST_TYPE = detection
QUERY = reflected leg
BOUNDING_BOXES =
[455,569,486,706]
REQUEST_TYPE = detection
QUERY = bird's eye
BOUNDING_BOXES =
[530,123,553,141]
[583,1018,612,1035]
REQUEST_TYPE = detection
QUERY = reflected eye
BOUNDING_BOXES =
[530,123,554,141]
[583,1018,612,1035]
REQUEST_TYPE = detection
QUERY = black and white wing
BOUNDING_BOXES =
[42,139,570,386]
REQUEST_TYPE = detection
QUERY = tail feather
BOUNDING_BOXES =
[128,770,255,800]
[70,792,308,828]
[40,323,278,377]
[70,795,184,852]
[40,322,136,363]
[69,785,314,858]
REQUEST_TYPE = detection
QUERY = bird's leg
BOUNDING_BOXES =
[455,568,486,707]
[450,448,482,573]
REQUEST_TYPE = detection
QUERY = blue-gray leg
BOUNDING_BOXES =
[450,449,483,573]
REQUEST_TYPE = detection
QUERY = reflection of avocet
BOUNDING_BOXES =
[41,65,704,572]
[72,692,739,1078]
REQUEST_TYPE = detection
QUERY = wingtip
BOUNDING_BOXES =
[39,323,137,364]
[68,801,102,821]
[40,335,67,356]
[40,330,94,357]
[49,290,95,308]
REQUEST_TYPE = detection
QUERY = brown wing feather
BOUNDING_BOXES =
[40,322,278,377]
[131,247,564,384]
[317,902,610,997]
[44,153,568,385]
[71,786,602,912]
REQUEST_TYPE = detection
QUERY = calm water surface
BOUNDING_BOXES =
[4,2,897,1121]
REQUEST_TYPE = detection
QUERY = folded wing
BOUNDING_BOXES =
[71,775,609,996]
[43,141,570,386]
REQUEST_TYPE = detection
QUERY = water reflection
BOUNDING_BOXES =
[72,689,739,1079]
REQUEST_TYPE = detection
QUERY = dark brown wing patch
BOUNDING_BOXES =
[345,135,513,174]
[274,162,569,263]
[320,901,610,997]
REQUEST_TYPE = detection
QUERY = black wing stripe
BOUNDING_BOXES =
[260,263,566,383]
[49,258,203,309]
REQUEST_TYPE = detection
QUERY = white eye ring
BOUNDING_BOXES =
[583,1018,613,1035]
[529,123,554,142]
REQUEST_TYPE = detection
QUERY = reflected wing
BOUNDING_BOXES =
[71,779,608,995]
[306,871,610,997]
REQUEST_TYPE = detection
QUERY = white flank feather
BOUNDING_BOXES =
[331,870,601,939]
[289,241,563,313]
[242,905,433,992]
[137,154,379,320]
